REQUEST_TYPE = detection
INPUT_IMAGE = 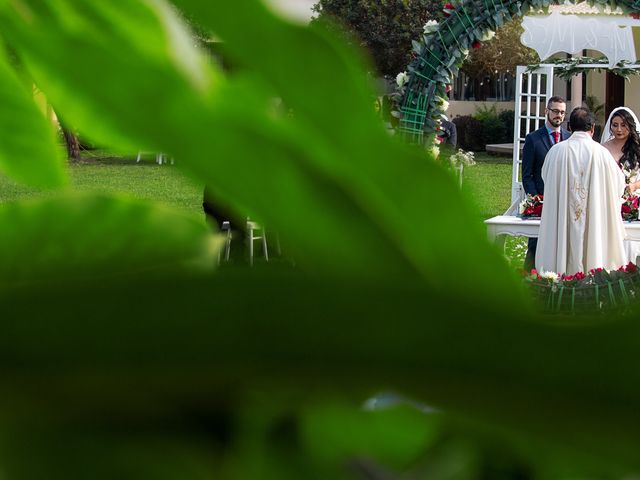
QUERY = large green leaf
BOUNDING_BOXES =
[0,0,219,153]
[0,193,218,283]
[300,401,439,467]
[0,0,529,309]
[0,45,64,187]
[0,271,638,476]
[0,0,409,277]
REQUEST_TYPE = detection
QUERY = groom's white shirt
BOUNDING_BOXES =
[535,131,627,275]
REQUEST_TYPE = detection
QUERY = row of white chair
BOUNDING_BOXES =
[134,154,275,264]
[136,151,174,165]
[219,219,276,266]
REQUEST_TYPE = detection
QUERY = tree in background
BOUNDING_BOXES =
[311,0,440,78]
[461,18,538,80]
[59,119,80,161]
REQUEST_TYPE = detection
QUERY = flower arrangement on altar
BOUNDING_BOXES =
[524,262,640,313]
[621,194,639,221]
[526,262,638,288]
[518,194,543,218]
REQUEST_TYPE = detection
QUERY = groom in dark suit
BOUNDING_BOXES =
[522,96,571,271]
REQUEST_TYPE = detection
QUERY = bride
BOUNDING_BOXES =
[601,106,640,264]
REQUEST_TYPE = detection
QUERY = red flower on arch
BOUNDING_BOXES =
[443,2,455,16]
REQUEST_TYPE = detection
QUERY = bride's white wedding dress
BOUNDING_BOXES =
[601,106,640,266]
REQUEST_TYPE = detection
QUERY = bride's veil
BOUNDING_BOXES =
[600,106,640,144]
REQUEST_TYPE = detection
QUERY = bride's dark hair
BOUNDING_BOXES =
[611,109,640,170]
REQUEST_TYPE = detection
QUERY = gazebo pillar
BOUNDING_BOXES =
[570,72,583,111]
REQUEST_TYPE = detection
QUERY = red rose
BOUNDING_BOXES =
[532,204,542,216]
[472,40,481,49]
[564,274,574,281]
[443,2,455,15]
[631,12,640,19]
[627,262,638,273]
[574,272,586,280]
[622,204,632,214]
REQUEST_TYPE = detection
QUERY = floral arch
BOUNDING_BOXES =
[398,0,640,142]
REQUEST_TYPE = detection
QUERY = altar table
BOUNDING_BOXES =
[485,215,640,246]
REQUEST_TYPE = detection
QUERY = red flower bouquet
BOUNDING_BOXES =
[621,194,639,221]
[519,194,543,218]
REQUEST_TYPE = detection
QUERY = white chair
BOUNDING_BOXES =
[246,220,269,266]
[217,221,232,264]
[136,152,173,165]
[215,218,272,265]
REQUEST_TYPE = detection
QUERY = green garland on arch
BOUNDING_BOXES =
[527,57,640,81]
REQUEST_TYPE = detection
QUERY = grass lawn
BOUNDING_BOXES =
[463,153,512,219]
[464,152,527,270]
[0,154,204,216]
[0,150,527,270]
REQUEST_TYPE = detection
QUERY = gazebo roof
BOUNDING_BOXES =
[522,2,638,66]
[548,1,625,15]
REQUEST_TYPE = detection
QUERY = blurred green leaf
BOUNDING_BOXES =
[0,429,218,480]
[0,193,218,284]
[0,0,220,153]
[0,269,638,475]
[300,400,439,468]
[0,44,64,187]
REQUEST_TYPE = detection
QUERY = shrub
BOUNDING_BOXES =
[474,104,506,146]
[479,115,507,145]
[453,115,484,151]
[473,103,498,122]
[499,109,515,142]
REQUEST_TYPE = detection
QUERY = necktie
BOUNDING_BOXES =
[552,131,560,144]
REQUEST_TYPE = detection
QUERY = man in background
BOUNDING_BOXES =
[438,115,457,149]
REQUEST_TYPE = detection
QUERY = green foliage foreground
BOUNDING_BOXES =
[0,1,639,479]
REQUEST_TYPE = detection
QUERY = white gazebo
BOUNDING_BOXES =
[485,2,640,245]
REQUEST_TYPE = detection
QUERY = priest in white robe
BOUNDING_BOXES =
[535,107,627,275]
